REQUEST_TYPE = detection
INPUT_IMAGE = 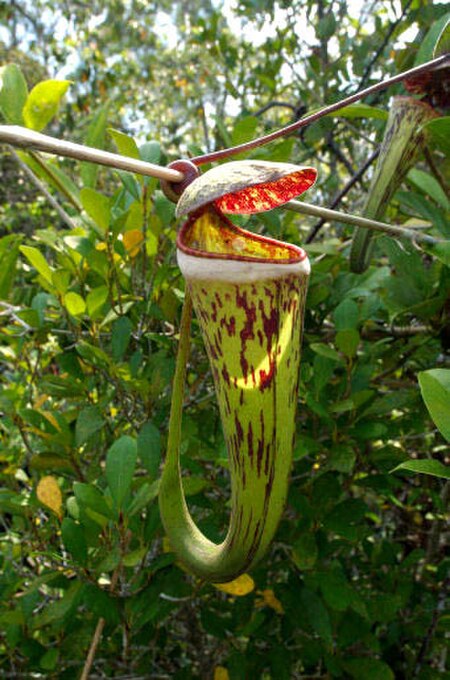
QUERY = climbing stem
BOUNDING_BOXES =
[190,54,449,166]
[167,289,193,457]
[285,200,443,246]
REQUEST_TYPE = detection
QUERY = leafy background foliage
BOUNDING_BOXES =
[0,1,449,678]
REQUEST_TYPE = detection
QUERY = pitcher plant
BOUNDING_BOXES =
[159,161,317,582]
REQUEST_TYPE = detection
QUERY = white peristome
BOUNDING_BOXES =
[177,248,310,283]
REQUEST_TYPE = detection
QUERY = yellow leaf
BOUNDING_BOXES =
[41,411,61,432]
[214,573,255,596]
[255,588,284,614]
[214,667,230,680]
[33,394,48,409]
[123,229,144,258]
[36,476,62,518]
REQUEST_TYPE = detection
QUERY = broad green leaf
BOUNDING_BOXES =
[345,657,394,680]
[316,13,336,39]
[109,128,140,159]
[75,406,104,446]
[408,169,449,211]
[331,103,388,120]
[333,298,359,330]
[137,421,161,478]
[39,648,59,671]
[20,245,53,284]
[422,240,450,267]
[128,481,159,516]
[111,316,133,361]
[414,13,450,65]
[106,435,137,509]
[32,581,83,629]
[73,482,113,519]
[418,369,450,441]
[392,459,450,480]
[434,18,450,57]
[122,547,147,567]
[81,104,110,188]
[310,342,341,361]
[64,292,86,317]
[292,532,318,570]
[61,518,87,564]
[80,188,111,233]
[299,587,333,645]
[23,79,71,131]
[86,285,109,317]
[422,116,450,156]
[52,269,70,295]
[139,140,161,165]
[231,116,259,146]
[0,63,28,124]
[18,150,81,205]
[0,235,21,299]
[335,329,360,358]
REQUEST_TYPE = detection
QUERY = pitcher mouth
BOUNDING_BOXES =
[176,206,308,265]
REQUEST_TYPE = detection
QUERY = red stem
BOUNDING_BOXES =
[190,53,449,167]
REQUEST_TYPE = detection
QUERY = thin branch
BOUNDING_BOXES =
[9,147,77,229]
[0,126,184,182]
[306,148,380,242]
[191,54,449,165]
[253,100,298,117]
[285,199,443,246]
[80,566,121,680]
[357,0,414,90]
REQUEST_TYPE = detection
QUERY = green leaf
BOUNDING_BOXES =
[86,285,109,318]
[0,235,21,299]
[111,316,133,361]
[106,435,137,510]
[0,63,28,124]
[299,587,333,645]
[392,459,450,480]
[81,104,110,188]
[414,13,450,65]
[80,188,111,233]
[231,116,259,146]
[61,518,88,564]
[344,657,394,680]
[422,116,450,156]
[32,581,84,629]
[335,329,360,358]
[73,482,113,519]
[137,421,161,477]
[108,128,140,158]
[434,18,450,57]
[139,140,161,165]
[75,406,105,446]
[292,533,318,571]
[310,342,341,361]
[316,13,336,39]
[333,298,359,330]
[418,369,450,441]
[331,103,388,120]
[408,169,449,211]
[128,480,159,516]
[20,245,53,284]
[22,79,71,131]
[422,240,450,267]
[64,292,86,317]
